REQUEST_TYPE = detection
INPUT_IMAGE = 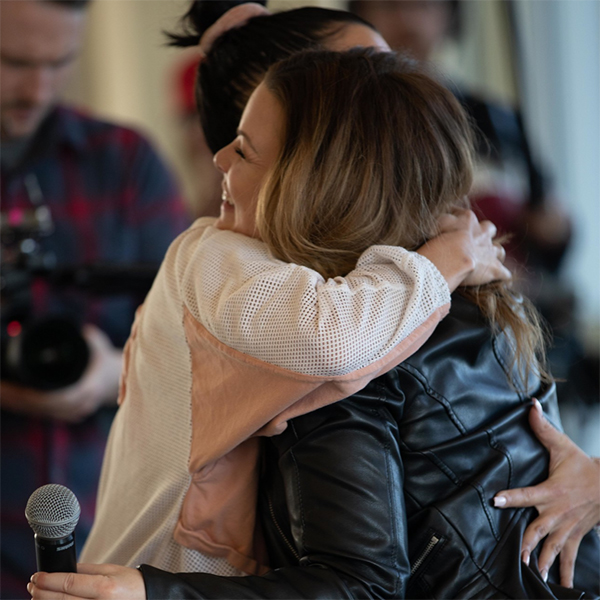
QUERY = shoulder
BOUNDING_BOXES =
[372,294,492,395]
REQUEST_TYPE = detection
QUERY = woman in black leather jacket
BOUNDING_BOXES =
[140,297,599,599]
[136,46,599,600]
[137,45,599,600]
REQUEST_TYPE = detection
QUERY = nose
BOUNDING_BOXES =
[20,66,55,106]
[213,143,233,174]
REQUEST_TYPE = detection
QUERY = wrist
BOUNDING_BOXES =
[417,232,474,292]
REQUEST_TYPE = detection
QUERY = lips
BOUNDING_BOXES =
[221,188,234,206]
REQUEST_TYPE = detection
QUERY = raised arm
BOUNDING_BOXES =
[181,210,508,377]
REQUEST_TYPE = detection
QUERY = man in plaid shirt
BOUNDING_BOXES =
[0,1,189,597]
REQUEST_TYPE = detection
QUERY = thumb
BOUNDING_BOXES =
[82,324,113,353]
[529,398,565,453]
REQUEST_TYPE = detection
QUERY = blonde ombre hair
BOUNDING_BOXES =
[257,48,548,386]
[258,49,474,277]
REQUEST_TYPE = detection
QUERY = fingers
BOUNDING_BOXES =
[28,571,82,599]
[28,568,116,599]
[528,399,572,456]
[479,219,498,239]
[558,536,581,589]
[536,527,567,582]
[436,211,500,246]
[494,482,547,510]
[494,242,506,263]
[436,212,461,233]
[437,209,483,234]
[537,521,584,587]
[519,511,561,570]
[492,260,512,283]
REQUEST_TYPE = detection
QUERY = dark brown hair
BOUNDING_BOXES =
[166,3,375,153]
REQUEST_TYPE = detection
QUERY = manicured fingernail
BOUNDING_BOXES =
[541,568,548,582]
[522,551,530,566]
[30,574,37,584]
[533,398,543,416]
[493,495,507,507]
[26,582,32,594]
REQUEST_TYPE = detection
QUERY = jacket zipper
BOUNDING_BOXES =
[267,494,300,560]
[410,535,440,575]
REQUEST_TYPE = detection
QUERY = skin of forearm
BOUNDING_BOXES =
[416,231,475,293]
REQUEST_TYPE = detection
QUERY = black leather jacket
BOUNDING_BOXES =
[140,295,599,599]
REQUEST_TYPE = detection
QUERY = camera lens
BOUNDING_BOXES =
[6,317,90,390]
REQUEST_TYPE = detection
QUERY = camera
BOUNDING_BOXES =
[1,197,91,390]
[1,184,157,391]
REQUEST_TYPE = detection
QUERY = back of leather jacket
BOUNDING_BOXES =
[140,295,600,599]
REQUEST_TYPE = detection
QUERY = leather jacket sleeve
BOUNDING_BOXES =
[140,394,411,599]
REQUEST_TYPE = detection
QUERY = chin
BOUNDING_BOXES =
[214,216,235,232]
[2,117,42,142]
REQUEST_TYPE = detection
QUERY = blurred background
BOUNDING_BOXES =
[62,0,598,453]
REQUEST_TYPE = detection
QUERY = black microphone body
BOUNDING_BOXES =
[33,532,77,573]
[25,484,81,573]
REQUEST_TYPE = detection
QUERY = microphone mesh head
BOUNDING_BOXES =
[25,484,81,539]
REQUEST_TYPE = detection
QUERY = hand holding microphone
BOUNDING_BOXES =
[25,484,146,600]
[25,484,80,573]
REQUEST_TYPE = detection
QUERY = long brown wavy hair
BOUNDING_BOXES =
[258,48,549,387]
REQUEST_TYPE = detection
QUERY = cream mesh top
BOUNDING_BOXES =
[81,218,450,575]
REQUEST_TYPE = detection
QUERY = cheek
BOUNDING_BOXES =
[229,167,259,208]
[0,70,18,100]
[55,65,74,89]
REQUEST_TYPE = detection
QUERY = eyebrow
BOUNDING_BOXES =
[1,50,79,69]
[236,129,258,154]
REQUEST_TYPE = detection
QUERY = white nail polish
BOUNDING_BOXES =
[493,496,507,507]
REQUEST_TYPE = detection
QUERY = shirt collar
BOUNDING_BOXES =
[43,105,88,151]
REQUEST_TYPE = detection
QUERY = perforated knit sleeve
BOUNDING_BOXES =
[176,220,450,377]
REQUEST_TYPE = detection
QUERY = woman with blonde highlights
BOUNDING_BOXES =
[259,51,475,278]
[258,48,545,387]
[29,48,598,600]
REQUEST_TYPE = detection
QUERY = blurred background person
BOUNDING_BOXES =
[348,0,597,440]
[0,0,189,597]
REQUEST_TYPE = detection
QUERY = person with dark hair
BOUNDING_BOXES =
[166,0,384,155]
[28,46,599,600]
[0,1,189,597]
[17,0,504,591]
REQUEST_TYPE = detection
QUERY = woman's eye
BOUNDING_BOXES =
[235,148,246,159]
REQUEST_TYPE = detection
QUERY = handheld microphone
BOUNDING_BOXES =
[25,484,80,573]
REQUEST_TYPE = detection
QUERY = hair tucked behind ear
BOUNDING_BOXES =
[166,3,375,153]
[260,48,549,387]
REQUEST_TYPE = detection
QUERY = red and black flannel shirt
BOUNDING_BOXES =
[1,105,189,599]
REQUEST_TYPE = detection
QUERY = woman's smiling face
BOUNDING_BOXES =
[213,82,283,238]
